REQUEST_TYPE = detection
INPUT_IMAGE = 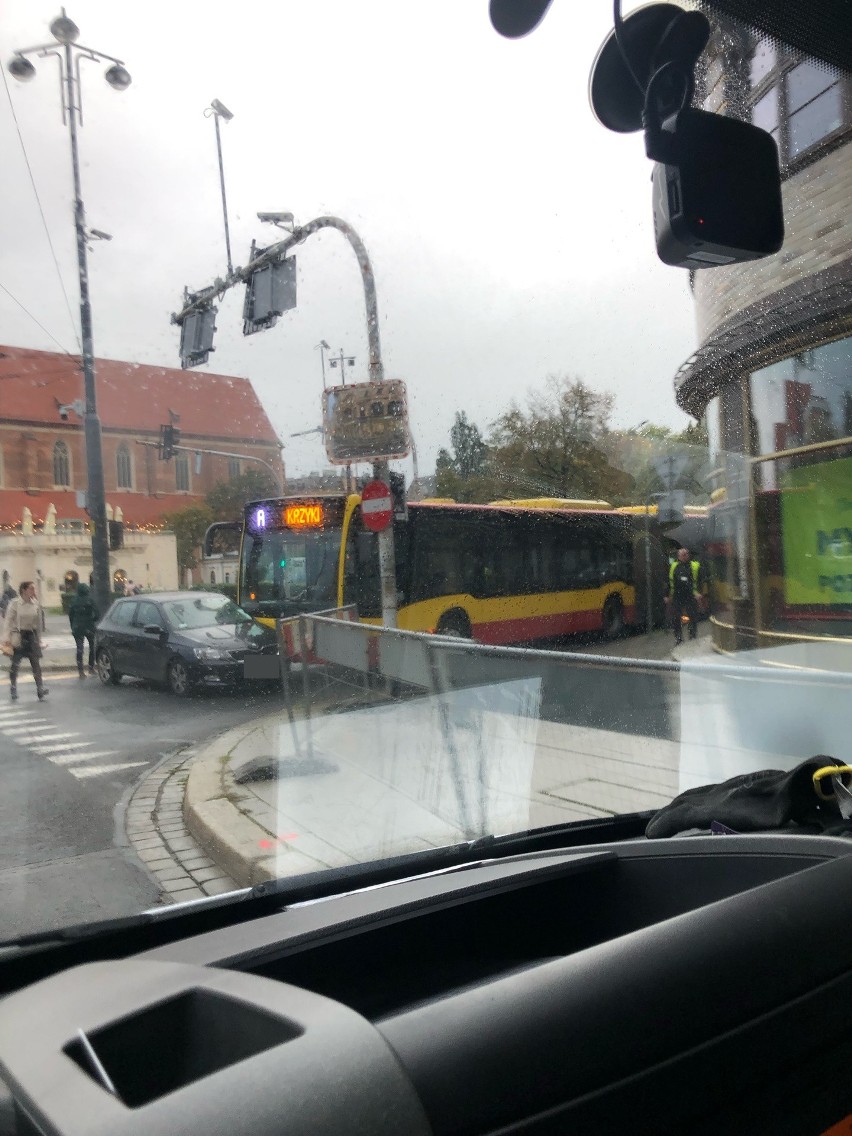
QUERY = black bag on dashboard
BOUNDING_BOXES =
[646,757,852,839]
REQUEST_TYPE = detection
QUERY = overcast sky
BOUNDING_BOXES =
[0,0,699,479]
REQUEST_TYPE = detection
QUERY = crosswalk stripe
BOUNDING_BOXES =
[33,741,93,755]
[2,722,51,734]
[48,750,118,766]
[0,712,39,721]
[72,761,148,779]
[18,732,77,744]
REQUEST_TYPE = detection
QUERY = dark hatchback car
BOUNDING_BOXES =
[95,592,279,695]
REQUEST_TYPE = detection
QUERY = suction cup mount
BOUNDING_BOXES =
[589,3,710,133]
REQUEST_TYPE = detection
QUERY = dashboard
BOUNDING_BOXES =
[3,833,852,1135]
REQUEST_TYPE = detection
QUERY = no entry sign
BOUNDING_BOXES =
[361,479,393,532]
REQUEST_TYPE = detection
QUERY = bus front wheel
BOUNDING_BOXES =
[436,611,472,639]
[602,596,624,640]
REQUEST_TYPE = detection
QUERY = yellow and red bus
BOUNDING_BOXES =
[221,493,673,645]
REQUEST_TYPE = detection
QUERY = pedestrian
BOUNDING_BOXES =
[68,582,99,679]
[1,581,48,701]
[0,585,16,619]
[666,547,703,645]
[124,579,136,597]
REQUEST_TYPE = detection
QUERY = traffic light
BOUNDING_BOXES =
[243,251,297,336]
[389,471,408,522]
[108,520,124,550]
[159,423,180,461]
[176,300,217,369]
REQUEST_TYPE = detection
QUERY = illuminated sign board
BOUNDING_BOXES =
[247,500,341,534]
[284,504,323,528]
[780,455,852,607]
[322,379,410,464]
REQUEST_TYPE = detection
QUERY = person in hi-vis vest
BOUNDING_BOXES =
[666,548,703,645]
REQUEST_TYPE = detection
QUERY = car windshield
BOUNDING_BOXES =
[162,596,252,630]
[0,1,850,948]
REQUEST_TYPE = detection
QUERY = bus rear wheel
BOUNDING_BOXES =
[602,596,624,640]
[436,611,472,639]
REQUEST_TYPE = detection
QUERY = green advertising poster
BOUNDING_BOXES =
[780,454,852,606]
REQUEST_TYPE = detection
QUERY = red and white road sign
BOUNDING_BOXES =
[361,479,393,532]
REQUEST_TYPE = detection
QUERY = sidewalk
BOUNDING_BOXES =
[181,680,684,888]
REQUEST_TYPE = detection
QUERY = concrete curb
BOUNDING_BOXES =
[182,683,389,888]
[183,716,327,888]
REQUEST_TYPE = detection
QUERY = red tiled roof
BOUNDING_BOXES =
[0,489,206,528]
[0,345,279,443]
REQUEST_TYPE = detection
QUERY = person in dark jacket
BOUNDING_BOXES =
[68,582,100,678]
[0,586,16,619]
[665,547,704,645]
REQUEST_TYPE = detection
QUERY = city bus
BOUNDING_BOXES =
[211,493,673,646]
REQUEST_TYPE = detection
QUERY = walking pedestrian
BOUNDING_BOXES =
[666,547,704,645]
[68,582,100,679]
[2,581,48,701]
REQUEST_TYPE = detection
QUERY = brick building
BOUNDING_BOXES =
[0,346,283,526]
[674,20,852,653]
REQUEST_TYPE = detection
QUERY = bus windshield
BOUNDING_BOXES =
[240,528,341,613]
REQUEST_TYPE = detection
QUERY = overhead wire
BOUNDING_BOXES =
[0,280,77,357]
[1,59,81,355]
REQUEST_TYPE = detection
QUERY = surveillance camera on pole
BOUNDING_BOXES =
[257,211,295,231]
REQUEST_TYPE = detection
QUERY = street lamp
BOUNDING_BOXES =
[328,347,356,386]
[7,9,131,619]
[315,340,331,389]
[205,98,235,276]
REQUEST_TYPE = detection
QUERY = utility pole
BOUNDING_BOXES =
[8,11,132,618]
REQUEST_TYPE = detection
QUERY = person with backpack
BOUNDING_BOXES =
[2,581,47,701]
[68,582,100,679]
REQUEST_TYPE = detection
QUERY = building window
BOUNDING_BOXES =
[53,441,71,487]
[116,444,132,489]
[786,61,844,159]
[210,571,216,585]
[175,454,190,492]
[749,43,846,168]
[749,39,777,87]
[228,457,241,479]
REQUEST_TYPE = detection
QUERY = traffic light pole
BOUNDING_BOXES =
[139,440,283,493]
[174,214,398,626]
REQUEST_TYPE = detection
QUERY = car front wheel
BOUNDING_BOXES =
[167,657,192,696]
[97,648,122,686]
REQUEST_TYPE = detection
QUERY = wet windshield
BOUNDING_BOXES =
[0,1,850,945]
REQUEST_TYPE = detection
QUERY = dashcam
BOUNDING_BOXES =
[648,108,784,269]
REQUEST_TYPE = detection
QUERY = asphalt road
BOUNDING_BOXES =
[0,668,281,942]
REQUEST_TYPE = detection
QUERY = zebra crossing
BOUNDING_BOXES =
[0,705,148,780]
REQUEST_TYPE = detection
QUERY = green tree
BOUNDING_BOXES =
[488,375,633,503]
[435,412,497,501]
[161,504,214,575]
[206,468,279,520]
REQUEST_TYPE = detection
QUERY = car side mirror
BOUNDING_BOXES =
[143,624,163,636]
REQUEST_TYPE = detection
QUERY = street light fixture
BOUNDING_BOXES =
[315,340,331,388]
[7,9,131,618]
